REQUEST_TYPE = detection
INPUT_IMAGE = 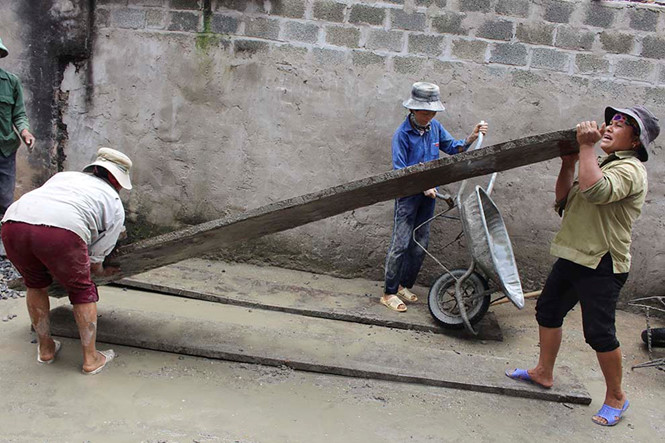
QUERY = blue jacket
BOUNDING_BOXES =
[391,116,468,170]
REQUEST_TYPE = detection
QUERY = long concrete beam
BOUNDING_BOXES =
[47,302,591,404]
[11,129,577,294]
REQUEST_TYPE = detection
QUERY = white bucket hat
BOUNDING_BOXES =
[402,82,445,112]
[83,147,133,190]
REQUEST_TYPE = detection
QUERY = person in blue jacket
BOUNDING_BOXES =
[381,82,487,312]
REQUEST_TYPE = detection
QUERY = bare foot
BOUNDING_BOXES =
[82,350,111,373]
[37,338,57,362]
[527,368,554,389]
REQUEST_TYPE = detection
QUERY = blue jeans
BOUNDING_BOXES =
[0,150,16,216]
[384,194,435,294]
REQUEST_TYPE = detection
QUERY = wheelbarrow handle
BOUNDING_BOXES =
[435,192,455,209]
[456,121,489,203]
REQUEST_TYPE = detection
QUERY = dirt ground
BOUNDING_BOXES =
[1,263,664,443]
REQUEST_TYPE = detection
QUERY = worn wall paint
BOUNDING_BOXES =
[3,0,665,301]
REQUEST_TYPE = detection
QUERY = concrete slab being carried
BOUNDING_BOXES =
[47,287,591,405]
[11,129,576,295]
[117,258,503,341]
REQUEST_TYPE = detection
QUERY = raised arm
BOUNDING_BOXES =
[576,121,605,191]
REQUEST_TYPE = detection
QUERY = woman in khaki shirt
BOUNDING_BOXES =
[506,106,660,427]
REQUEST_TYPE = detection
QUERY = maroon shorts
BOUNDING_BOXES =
[1,221,99,304]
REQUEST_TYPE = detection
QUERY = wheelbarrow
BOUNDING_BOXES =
[414,130,525,335]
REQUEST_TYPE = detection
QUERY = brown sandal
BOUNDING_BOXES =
[381,295,407,312]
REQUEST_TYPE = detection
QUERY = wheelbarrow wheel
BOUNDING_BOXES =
[428,269,490,329]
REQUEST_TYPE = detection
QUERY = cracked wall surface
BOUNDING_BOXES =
[2,0,665,301]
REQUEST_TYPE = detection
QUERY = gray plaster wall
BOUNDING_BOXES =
[2,0,665,301]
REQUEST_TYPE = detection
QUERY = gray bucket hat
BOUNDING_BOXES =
[0,38,8,58]
[403,82,445,112]
[604,106,660,162]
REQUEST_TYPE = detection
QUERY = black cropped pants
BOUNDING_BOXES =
[536,254,628,353]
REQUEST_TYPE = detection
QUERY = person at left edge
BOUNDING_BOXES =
[0,37,35,231]
[2,147,133,375]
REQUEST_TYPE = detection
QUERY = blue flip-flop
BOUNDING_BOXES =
[592,400,630,426]
[505,368,551,389]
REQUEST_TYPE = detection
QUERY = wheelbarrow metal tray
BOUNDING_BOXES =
[460,186,524,309]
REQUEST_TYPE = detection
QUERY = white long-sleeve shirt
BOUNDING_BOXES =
[2,171,125,263]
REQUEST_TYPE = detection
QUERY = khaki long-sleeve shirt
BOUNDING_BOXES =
[550,151,647,273]
[0,68,30,157]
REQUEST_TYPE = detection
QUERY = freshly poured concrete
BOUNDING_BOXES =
[48,260,588,404]
[2,277,664,441]
[118,258,503,341]
[47,297,590,405]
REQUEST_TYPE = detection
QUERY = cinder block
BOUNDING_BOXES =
[458,0,491,12]
[489,42,527,66]
[96,9,111,28]
[574,54,609,75]
[408,34,444,56]
[642,36,665,60]
[215,0,252,13]
[234,39,270,55]
[583,3,615,28]
[284,21,320,43]
[495,0,530,18]
[431,12,467,36]
[416,0,446,6]
[170,0,201,10]
[530,47,569,72]
[366,29,404,52]
[451,38,487,63]
[391,10,427,31]
[476,19,513,41]
[544,0,574,24]
[516,23,554,46]
[325,25,360,48]
[245,17,280,40]
[272,44,308,63]
[129,0,162,6]
[211,14,239,34]
[599,32,634,55]
[615,58,655,82]
[168,11,199,32]
[313,1,346,23]
[270,0,306,19]
[555,26,595,51]
[352,50,386,67]
[112,8,146,29]
[629,8,659,32]
[393,56,426,74]
[146,10,166,29]
[313,48,347,65]
[349,5,386,26]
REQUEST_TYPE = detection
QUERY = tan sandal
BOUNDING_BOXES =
[381,295,407,312]
[397,287,418,302]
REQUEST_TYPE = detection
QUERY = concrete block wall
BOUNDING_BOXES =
[2,0,665,301]
[91,0,665,85]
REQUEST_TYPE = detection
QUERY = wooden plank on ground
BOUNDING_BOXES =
[11,129,577,294]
